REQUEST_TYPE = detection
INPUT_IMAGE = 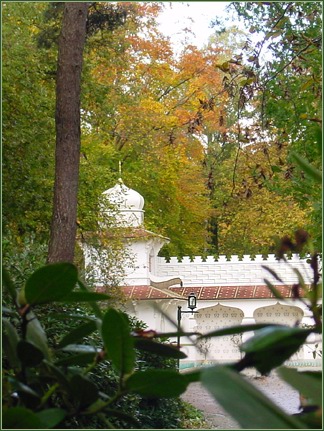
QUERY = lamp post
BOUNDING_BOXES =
[177,292,198,370]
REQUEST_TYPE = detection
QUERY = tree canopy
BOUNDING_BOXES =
[2,1,321,262]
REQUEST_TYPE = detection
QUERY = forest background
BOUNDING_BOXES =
[2,1,322,269]
[2,2,322,429]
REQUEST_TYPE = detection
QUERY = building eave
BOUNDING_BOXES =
[117,284,309,300]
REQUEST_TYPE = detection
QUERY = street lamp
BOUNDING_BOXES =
[177,293,198,370]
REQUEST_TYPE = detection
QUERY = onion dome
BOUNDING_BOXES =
[101,178,144,227]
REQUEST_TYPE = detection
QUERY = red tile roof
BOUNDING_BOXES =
[117,284,305,300]
[122,285,184,299]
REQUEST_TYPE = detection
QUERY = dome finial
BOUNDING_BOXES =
[118,160,122,181]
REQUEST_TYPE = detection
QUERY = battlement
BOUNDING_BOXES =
[158,253,307,264]
[156,254,314,287]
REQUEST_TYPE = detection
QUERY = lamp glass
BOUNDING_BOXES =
[188,293,197,310]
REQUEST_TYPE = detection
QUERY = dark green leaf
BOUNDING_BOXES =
[292,268,306,287]
[101,308,135,376]
[201,366,305,429]
[17,340,44,367]
[134,338,187,358]
[42,360,71,390]
[262,265,285,283]
[126,369,188,398]
[271,165,282,173]
[57,321,98,348]
[25,310,50,359]
[240,326,311,374]
[2,407,44,429]
[198,323,279,339]
[277,367,322,405]
[47,312,97,322]
[36,408,66,428]
[70,374,99,407]
[77,278,103,319]
[9,379,41,409]
[25,263,78,305]
[291,152,322,183]
[63,291,110,302]
[55,352,97,367]
[293,410,322,428]
[264,279,285,300]
[2,267,18,303]
[241,326,310,353]
[2,318,20,368]
[182,369,202,384]
[154,331,201,338]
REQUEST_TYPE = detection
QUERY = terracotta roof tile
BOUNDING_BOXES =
[99,284,307,300]
[119,285,185,300]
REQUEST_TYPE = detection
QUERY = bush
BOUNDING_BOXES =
[2,251,322,429]
[2,263,193,429]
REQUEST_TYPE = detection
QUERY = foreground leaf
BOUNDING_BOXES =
[2,407,44,429]
[126,369,188,398]
[25,263,78,305]
[240,326,311,374]
[70,374,99,407]
[63,291,110,302]
[55,352,97,367]
[291,152,322,183]
[77,278,104,319]
[2,318,20,368]
[201,366,305,429]
[198,323,279,339]
[17,340,44,367]
[25,310,50,359]
[277,367,322,406]
[36,408,66,428]
[101,308,135,376]
[57,321,98,348]
[134,338,187,359]
[9,378,41,409]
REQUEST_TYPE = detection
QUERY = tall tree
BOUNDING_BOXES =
[47,2,89,263]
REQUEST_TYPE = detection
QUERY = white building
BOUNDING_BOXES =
[85,179,322,369]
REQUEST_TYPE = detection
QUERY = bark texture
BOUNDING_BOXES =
[47,2,89,263]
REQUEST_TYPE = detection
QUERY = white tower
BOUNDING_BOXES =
[101,178,144,227]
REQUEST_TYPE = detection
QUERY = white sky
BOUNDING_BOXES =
[157,1,231,49]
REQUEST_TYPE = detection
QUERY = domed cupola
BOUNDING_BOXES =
[101,178,144,227]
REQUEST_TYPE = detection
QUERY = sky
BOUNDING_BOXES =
[157,1,231,49]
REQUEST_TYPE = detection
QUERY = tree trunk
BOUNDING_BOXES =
[47,2,88,263]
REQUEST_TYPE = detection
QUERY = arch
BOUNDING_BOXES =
[253,302,303,326]
[195,303,244,362]
[253,302,304,360]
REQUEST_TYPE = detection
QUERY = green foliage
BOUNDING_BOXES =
[205,2,321,256]
[201,366,304,429]
[2,2,56,240]
[2,263,197,428]
[2,249,322,429]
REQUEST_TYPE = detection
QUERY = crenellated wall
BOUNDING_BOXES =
[156,254,313,287]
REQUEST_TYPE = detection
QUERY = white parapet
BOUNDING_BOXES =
[156,254,315,287]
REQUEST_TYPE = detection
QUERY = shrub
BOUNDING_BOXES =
[2,249,321,429]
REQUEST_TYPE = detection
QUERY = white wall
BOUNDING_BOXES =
[156,254,313,286]
[126,297,322,369]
